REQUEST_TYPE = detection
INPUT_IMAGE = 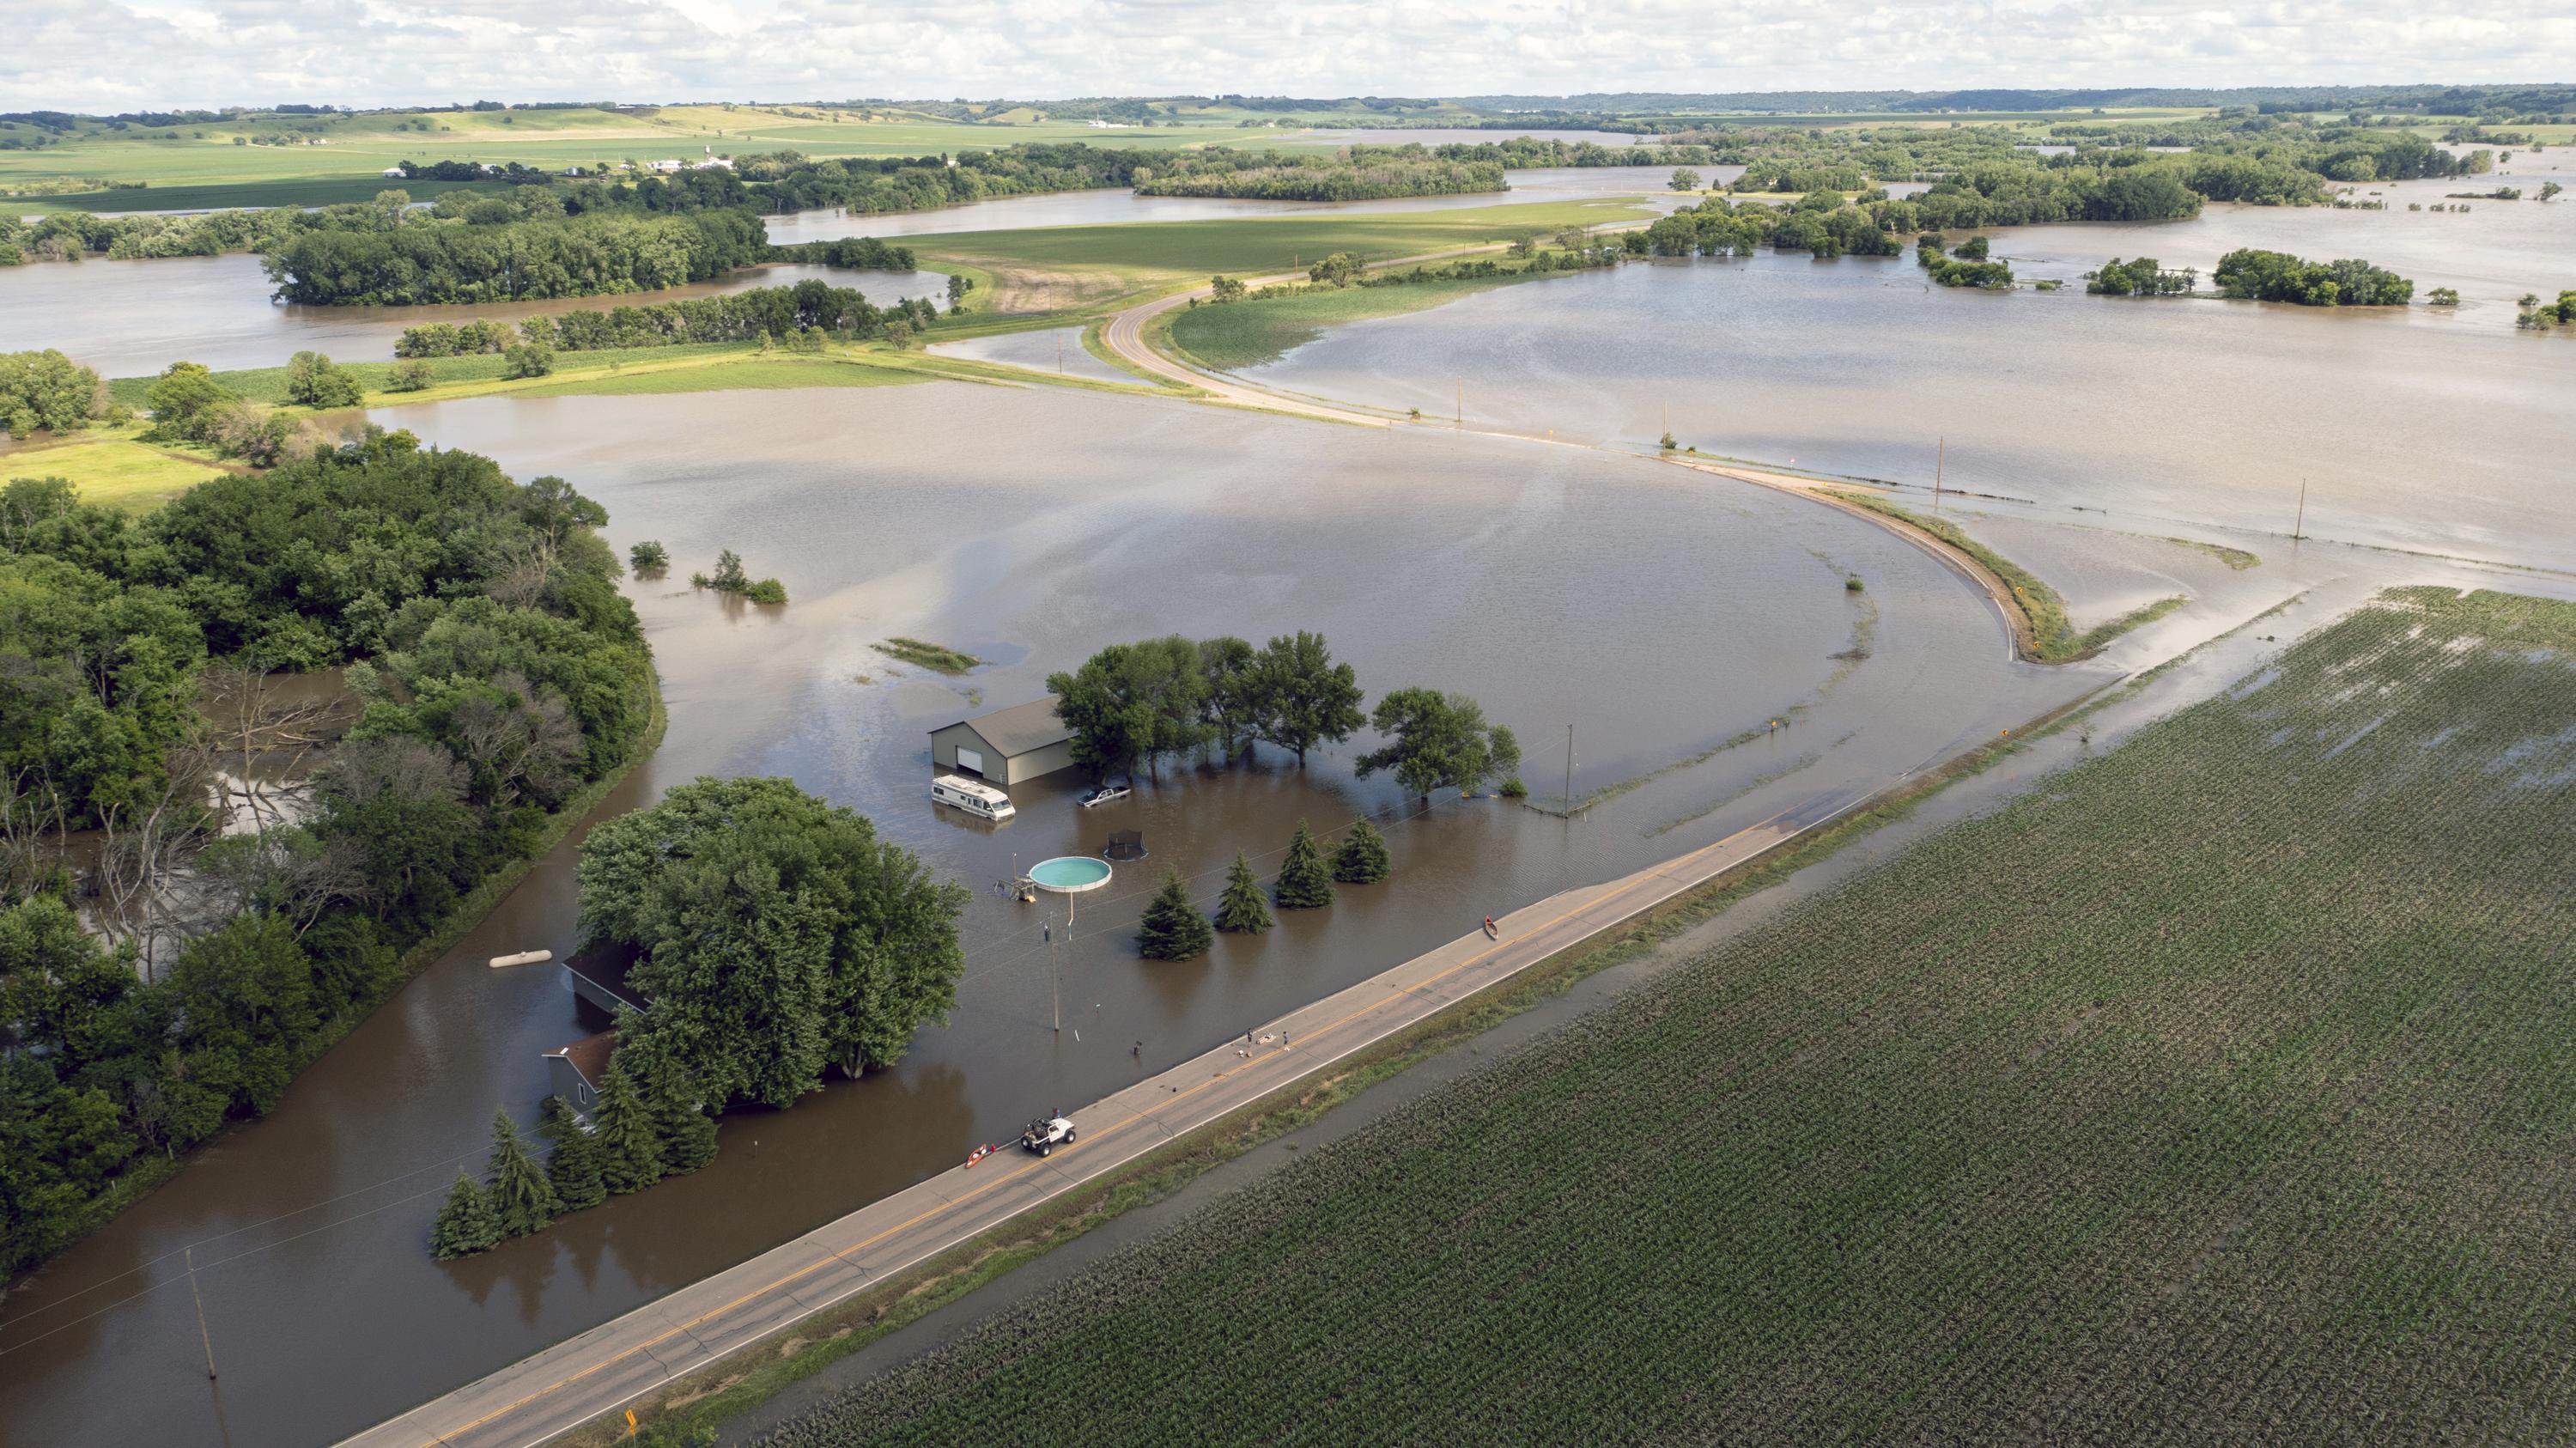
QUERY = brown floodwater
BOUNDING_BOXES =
[1237,190,2576,571]
[0,382,2086,1448]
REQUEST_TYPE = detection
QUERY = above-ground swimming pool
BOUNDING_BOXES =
[1028,856,1114,892]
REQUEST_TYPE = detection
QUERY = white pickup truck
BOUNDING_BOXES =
[1018,1115,1076,1157]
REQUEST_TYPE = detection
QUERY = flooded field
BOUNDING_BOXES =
[0,383,2084,1448]
[927,324,1133,384]
[1238,234,2575,569]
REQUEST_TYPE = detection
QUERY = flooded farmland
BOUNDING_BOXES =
[1237,198,2576,570]
[0,383,2091,1447]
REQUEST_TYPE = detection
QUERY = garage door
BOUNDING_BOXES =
[956,746,985,776]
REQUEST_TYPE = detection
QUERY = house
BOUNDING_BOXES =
[928,696,1076,786]
[647,158,683,173]
[562,939,647,1017]
[543,1030,617,1122]
[380,166,405,178]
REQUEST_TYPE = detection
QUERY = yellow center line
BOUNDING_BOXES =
[413,812,1776,1446]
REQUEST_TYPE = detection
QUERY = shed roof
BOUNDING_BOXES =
[929,695,1072,758]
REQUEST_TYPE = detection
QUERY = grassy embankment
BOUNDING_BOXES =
[873,638,982,674]
[1167,272,1540,371]
[0,427,233,509]
[1826,488,2183,660]
[908,198,1655,312]
[753,586,2576,1448]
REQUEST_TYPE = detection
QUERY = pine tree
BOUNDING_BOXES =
[1334,818,1391,884]
[538,1095,606,1213]
[484,1107,561,1238]
[429,1167,502,1261]
[653,1074,720,1175]
[1215,852,1273,934]
[1137,866,1214,960]
[1274,819,1334,909]
[592,1056,665,1193]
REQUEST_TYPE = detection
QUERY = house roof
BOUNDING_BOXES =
[928,695,1071,758]
[563,939,649,1011]
[546,1029,617,1088]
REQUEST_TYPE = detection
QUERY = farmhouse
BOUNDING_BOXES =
[542,1030,617,1123]
[928,696,1075,785]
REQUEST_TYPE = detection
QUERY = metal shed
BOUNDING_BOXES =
[927,696,1076,785]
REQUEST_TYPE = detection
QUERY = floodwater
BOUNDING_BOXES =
[1238,202,2576,570]
[0,259,953,380]
[761,165,1701,246]
[0,383,2083,1448]
[926,324,1133,385]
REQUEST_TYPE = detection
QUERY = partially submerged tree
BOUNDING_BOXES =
[483,1107,561,1238]
[575,776,969,1106]
[1138,867,1213,960]
[1354,688,1521,802]
[591,1055,665,1194]
[429,1168,502,1261]
[538,1094,606,1212]
[1275,820,1334,909]
[1253,631,1364,766]
[1215,852,1273,934]
[1334,818,1391,885]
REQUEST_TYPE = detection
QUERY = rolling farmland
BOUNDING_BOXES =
[756,587,2576,1447]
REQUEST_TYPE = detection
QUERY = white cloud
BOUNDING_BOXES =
[3,0,2571,110]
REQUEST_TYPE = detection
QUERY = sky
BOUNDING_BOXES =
[8,0,2573,112]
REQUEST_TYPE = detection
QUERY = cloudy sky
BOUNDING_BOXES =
[10,0,2572,112]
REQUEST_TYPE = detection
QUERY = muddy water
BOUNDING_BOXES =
[0,384,2083,1448]
[0,259,953,379]
[927,325,1133,385]
[1240,240,2576,570]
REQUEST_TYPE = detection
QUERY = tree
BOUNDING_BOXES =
[1308,251,1363,286]
[1215,852,1272,934]
[629,540,669,572]
[1354,688,1520,801]
[1251,631,1364,766]
[591,1055,665,1192]
[1048,637,1207,784]
[1951,235,1990,261]
[501,340,555,380]
[1274,820,1333,909]
[1197,636,1258,759]
[428,1168,502,1260]
[143,361,237,440]
[1334,818,1391,884]
[538,1094,606,1212]
[387,358,436,392]
[621,1029,720,1174]
[1210,273,1246,302]
[283,350,364,408]
[0,350,101,436]
[483,1106,559,1238]
[575,776,969,1105]
[1669,167,1702,192]
[1137,866,1212,960]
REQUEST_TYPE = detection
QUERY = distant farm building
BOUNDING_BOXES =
[928,696,1075,785]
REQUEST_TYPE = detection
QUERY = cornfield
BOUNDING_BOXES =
[756,587,2576,1447]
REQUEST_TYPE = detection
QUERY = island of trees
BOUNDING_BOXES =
[2213,248,2415,306]
[0,434,655,1281]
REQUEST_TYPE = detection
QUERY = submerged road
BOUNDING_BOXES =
[337,776,1939,1448]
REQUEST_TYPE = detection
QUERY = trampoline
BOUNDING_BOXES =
[1103,830,1147,861]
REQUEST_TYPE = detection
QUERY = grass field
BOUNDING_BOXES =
[0,430,229,509]
[1168,273,1538,370]
[911,198,1653,310]
[508,356,919,396]
[754,586,2576,1448]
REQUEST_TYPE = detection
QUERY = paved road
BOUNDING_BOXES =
[338,793,1877,1448]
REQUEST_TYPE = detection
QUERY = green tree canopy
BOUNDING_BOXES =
[1252,631,1364,766]
[1138,867,1213,961]
[1333,818,1391,885]
[428,1168,502,1260]
[1215,852,1273,934]
[1275,820,1334,909]
[483,1106,560,1238]
[575,776,969,1106]
[538,1094,607,1212]
[1354,688,1521,801]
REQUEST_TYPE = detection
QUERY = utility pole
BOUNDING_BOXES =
[1055,332,1063,373]
[1049,912,1060,1033]
[1934,435,1945,504]
[1455,379,1462,431]
[186,1246,217,1381]
[1563,724,1575,818]
[2293,475,2309,541]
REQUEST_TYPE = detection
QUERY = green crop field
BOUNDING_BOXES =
[912,198,1652,309]
[755,586,2576,1447]
[1169,273,1539,370]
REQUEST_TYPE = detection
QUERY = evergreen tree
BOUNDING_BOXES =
[538,1095,606,1212]
[619,1025,723,1175]
[484,1107,560,1238]
[1215,852,1273,934]
[592,1056,665,1193]
[1137,866,1214,960]
[428,1167,502,1261]
[1274,820,1334,909]
[1334,818,1392,884]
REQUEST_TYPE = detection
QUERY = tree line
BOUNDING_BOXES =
[0,435,654,1282]
[1044,632,1521,800]
[2087,256,2197,296]
[1133,146,1506,203]
[397,281,941,356]
[1136,817,1394,962]
[2212,248,2414,307]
